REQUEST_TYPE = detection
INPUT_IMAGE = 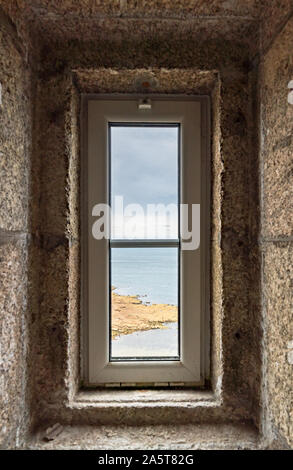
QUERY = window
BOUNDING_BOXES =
[110,124,180,360]
[84,97,209,385]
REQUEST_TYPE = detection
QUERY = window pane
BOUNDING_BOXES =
[110,247,179,359]
[110,125,179,239]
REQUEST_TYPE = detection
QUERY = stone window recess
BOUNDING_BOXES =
[1,0,292,450]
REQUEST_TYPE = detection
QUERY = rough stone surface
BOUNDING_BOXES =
[0,239,29,448]
[262,243,293,448]
[259,15,293,449]
[1,1,292,57]
[0,6,33,449]
[260,1,293,54]
[260,16,293,239]
[210,80,223,401]
[0,0,292,450]
[2,1,260,50]
[0,1,31,55]
[29,423,260,450]
[75,69,217,95]
[0,8,31,232]
[21,0,263,18]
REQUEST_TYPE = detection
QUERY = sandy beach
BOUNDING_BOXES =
[111,288,177,339]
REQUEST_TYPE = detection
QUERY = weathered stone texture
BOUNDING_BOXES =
[260,16,293,239]
[247,66,262,423]
[2,0,290,58]
[0,239,28,448]
[263,243,293,447]
[29,423,259,450]
[20,0,262,18]
[3,1,260,50]
[0,10,31,232]
[0,6,32,449]
[36,75,72,237]
[74,68,217,95]
[260,15,293,448]
[210,80,223,399]
[31,76,81,415]
[4,0,290,57]
[260,0,293,53]
[0,1,31,53]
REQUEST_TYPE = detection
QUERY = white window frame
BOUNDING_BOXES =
[82,96,210,385]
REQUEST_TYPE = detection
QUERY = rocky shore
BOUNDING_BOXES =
[111,288,177,339]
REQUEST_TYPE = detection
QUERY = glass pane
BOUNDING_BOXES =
[110,247,179,359]
[110,125,179,239]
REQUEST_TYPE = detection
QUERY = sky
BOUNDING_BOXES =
[110,125,179,239]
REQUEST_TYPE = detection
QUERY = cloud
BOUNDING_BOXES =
[111,125,179,208]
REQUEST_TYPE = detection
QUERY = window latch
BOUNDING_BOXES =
[138,98,152,110]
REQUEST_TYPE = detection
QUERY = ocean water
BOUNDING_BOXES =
[111,247,179,358]
[111,247,178,306]
[111,322,178,358]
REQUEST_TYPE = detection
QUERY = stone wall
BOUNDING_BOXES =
[259,14,293,448]
[0,0,292,449]
[0,7,33,448]
[260,0,293,53]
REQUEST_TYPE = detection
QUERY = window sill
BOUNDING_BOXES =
[29,423,259,450]
[64,389,223,426]
[72,389,217,407]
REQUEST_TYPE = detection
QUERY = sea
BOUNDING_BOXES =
[111,247,179,358]
[111,247,178,306]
